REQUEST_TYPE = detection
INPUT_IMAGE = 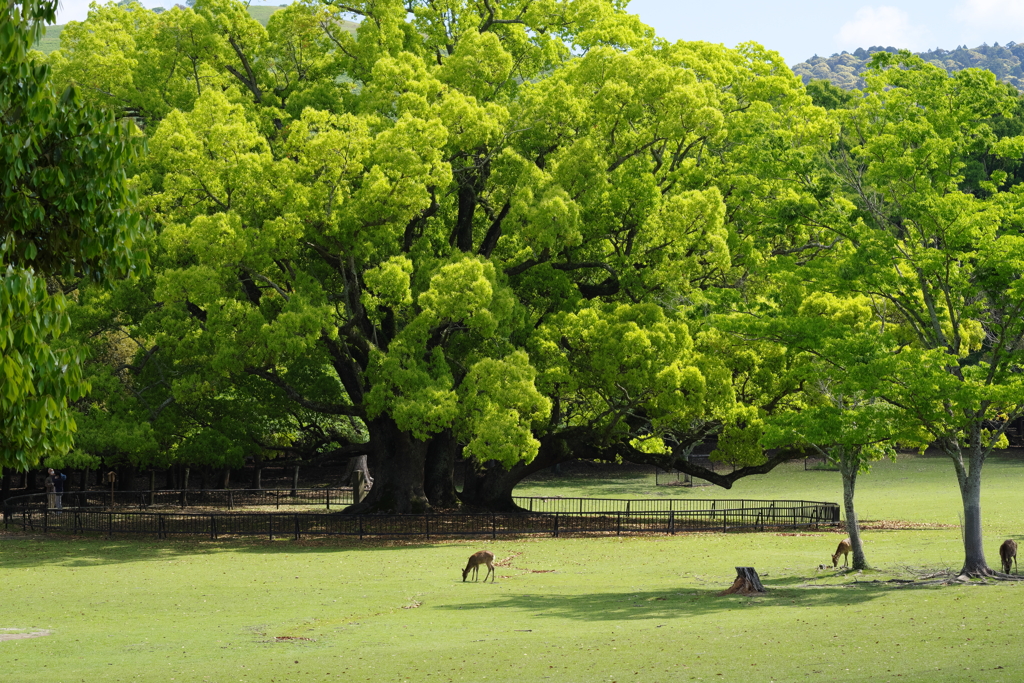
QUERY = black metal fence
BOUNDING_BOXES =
[2,488,355,513]
[511,495,836,520]
[3,497,840,540]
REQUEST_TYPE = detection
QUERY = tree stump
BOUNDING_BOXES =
[719,567,766,595]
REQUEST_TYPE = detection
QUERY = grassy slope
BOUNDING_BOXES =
[3,453,1024,682]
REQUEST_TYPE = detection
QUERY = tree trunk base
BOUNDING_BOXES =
[719,567,766,595]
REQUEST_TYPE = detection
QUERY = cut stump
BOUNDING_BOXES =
[719,567,766,595]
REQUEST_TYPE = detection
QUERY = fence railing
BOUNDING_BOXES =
[511,496,837,517]
[3,505,839,540]
[2,488,355,513]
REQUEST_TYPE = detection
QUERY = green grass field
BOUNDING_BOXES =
[2,452,1023,682]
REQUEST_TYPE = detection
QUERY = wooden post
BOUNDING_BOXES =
[352,470,367,505]
[719,567,766,595]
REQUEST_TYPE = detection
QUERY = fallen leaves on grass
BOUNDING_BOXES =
[401,601,422,609]
[274,636,314,642]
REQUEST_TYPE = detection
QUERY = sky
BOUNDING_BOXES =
[52,0,1024,66]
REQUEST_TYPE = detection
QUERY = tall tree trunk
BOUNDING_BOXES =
[347,416,429,513]
[81,468,90,492]
[25,469,38,492]
[165,466,176,489]
[945,437,991,576]
[425,429,460,509]
[221,467,231,489]
[291,464,300,495]
[838,449,869,570]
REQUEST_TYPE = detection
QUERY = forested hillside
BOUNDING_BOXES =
[792,42,1024,90]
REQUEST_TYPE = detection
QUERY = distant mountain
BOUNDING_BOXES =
[792,43,1024,91]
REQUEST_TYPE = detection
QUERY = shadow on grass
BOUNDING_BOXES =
[436,581,903,621]
[0,532,456,568]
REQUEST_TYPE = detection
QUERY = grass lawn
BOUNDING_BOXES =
[2,452,1024,682]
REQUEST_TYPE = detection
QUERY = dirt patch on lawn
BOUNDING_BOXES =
[0,629,51,641]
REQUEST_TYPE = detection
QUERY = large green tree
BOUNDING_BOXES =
[803,53,1024,576]
[1,0,146,472]
[51,0,835,511]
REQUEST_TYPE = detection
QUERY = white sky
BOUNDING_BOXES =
[53,0,1024,66]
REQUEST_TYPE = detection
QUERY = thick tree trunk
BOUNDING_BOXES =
[221,467,231,489]
[946,438,991,576]
[459,436,570,511]
[291,464,300,495]
[81,468,90,492]
[346,416,429,513]
[25,469,38,492]
[424,429,460,510]
[839,453,869,570]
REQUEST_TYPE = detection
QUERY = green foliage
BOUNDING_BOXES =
[1,0,147,470]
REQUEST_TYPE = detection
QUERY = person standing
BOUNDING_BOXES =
[53,469,66,510]
[44,468,56,509]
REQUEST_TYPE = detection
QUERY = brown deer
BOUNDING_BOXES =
[832,538,852,568]
[462,550,495,583]
[1000,539,1017,574]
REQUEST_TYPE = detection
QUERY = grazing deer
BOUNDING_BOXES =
[462,550,495,583]
[832,538,852,568]
[1000,539,1018,574]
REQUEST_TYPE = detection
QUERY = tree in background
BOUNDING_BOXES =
[754,292,922,570]
[0,0,147,473]
[809,52,1024,576]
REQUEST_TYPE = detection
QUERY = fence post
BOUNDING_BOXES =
[669,510,675,534]
[43,508,48,534]
[616,512,621,536]
[425,515,430,540]
[358,515,363,540]
[108,512,114,538]
[554,512,559,538]
[294,515,300,540]
[269,514,274,541]
[326,489,330,511]
[211,515,216,540]
[228,491,233,511]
